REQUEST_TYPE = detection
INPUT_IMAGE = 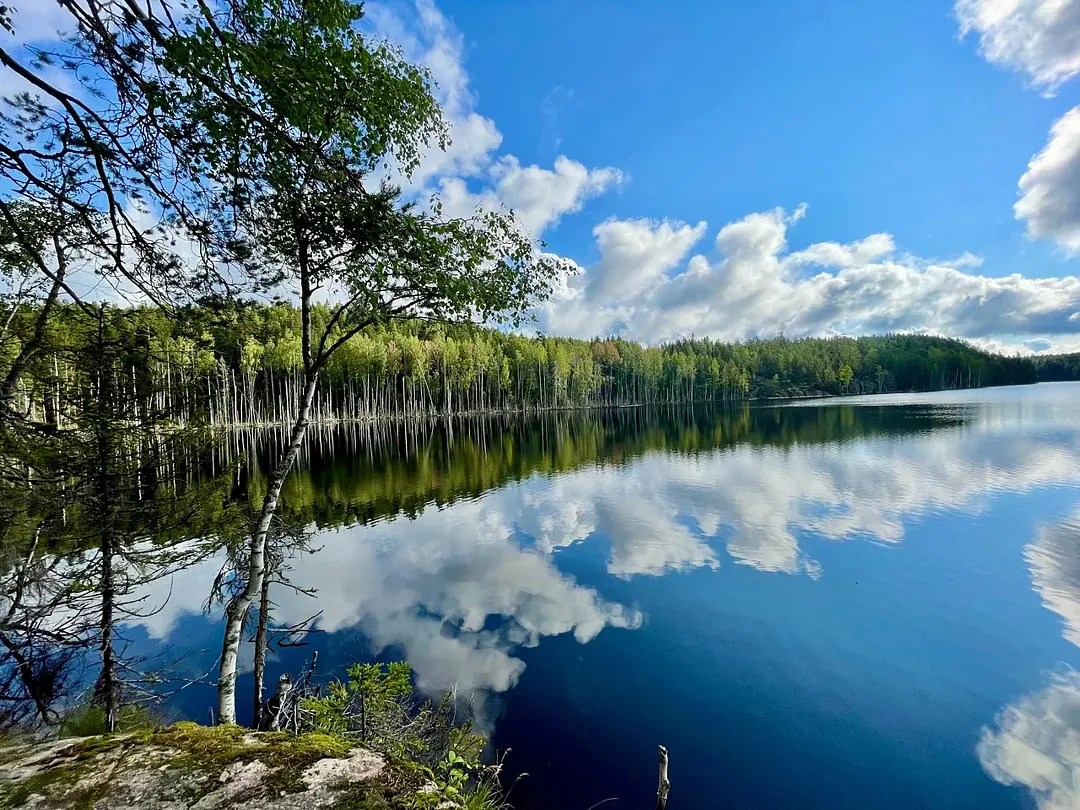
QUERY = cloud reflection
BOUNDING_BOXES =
[1028,511,1080,648]
[126,401,1080,719]
[978,669,1080,810]
[512,422,1080,577]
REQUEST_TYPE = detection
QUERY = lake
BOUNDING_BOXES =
[130,382,1080,809]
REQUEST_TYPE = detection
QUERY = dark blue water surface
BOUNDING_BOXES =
[136,383,1080,809]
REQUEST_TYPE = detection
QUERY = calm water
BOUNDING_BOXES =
[132,382,1080,809]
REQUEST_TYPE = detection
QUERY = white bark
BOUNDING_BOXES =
[217,374,318,725]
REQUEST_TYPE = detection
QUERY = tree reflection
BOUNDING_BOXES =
[8,392,1079,736]
[115,393,1080,733]
[220,403,969,533]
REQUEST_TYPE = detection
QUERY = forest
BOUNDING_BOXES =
[2,301,1061,427]
[1030,353,1080,382]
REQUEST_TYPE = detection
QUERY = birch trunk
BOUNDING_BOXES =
[217,372,318,725]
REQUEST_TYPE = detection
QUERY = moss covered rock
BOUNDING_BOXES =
[0,723,389,809]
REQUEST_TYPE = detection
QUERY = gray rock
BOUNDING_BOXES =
[0,730,388,810]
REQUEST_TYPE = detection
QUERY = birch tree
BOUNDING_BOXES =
[135,0,566,724]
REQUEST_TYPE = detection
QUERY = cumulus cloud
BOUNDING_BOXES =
[542,207,1080,344]
[487,156,622,237]
[978,669,1080,810]
[364,1,620,238]
[365,0,502,187]
[585,218,707,303]
[956,0,1080,94]
[943,251,986,269]
[970,333,1080,354]
[957,2,1080,254]
[788,233,896,268]
[436,157,621,240]
[1017,106,1080,253]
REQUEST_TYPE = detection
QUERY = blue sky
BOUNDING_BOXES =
[434,0,1077,273]
[11,0,1080,352]
[354,0,1080,354]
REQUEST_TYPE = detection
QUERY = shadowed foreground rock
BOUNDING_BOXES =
[0,723,398,809]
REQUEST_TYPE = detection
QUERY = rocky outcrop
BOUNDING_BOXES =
[0,724,395,809]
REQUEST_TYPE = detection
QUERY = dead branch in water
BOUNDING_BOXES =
[657,744,669,810]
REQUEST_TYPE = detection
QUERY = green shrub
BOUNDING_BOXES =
[298,662,504,809]
[59,702,158,738]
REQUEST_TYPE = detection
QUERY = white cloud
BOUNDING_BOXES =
[788,233,896,268]
[1017,106,1080,253]
[436,156,621,240]
[365,1,620,239]
[956,0,1080,94]
[489,156,622,237]
[957,3,1080,255]
[541,206,1080,344]
[584,218,707,303]
[366,0,502,187]
[978,669,1080,810]
[943,251,986,269]
[970,333,1080,354]
[4,2,71,45]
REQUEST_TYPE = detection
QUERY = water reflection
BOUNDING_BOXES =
[134,494,645,716]
[976,486,1080,807]
[485,418,1080,578]
[125,390,1080,740]
[1028,512,1080,648]
[976,495,1080,809]
[979,669,1080,810]
[225,403,969,533]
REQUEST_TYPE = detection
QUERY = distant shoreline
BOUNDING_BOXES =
[196,380,1059,430]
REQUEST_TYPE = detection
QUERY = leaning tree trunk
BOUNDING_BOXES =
[217,372,318,725]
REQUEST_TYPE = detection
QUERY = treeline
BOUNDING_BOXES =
[1033,354,1080,382]
[2,303,1057,426]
